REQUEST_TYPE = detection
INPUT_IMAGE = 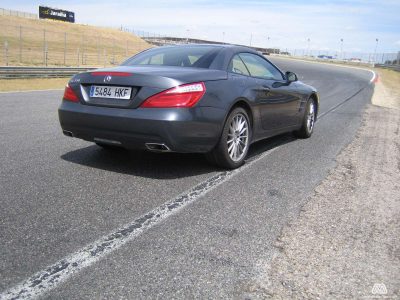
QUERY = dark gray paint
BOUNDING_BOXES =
[59,45,317,153]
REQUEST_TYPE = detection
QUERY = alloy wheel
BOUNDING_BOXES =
[227,113,249,162]
[307,101,315,133]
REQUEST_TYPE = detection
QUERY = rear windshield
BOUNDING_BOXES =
[122,46,220,69]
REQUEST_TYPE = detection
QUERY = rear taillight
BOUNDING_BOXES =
[63,84,79,102]
[140,82,206,108]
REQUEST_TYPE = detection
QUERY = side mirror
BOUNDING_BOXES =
[286,71,298,82]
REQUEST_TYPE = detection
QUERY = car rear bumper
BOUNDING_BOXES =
[58,101,226,153]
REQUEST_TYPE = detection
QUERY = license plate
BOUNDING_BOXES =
[90,85,132,100]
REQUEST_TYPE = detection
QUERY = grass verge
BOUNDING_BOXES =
[0,15,150,66]
[376,68,400,98]
[0,78,67,92]
[372,68,400,109]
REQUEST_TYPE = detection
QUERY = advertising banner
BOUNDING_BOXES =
[39,6,75,23]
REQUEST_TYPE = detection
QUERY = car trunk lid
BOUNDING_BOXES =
[71,66,227,109]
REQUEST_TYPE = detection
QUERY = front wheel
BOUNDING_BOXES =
[294,98,316,138]
[206,107,251,169]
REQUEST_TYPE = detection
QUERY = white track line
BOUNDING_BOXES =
[369,70,377,84]
[1,146,281,300]
[0,68,376,300]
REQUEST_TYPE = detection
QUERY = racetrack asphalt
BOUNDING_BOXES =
[0,58,374,299]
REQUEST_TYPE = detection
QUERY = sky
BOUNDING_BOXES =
[2,0,400,54]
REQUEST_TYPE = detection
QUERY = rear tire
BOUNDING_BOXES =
[206,107,251,169]
[294,98,316,138]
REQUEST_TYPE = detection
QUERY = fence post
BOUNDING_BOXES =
[45,44,48,66]
[64,32,67,66]
[43,29,46,66]
[4,40,8,66]
[81,35,84,65]
[19,25,22,63]
[77,48,80,67]
[97,36,100,65]
[112,38,115,64]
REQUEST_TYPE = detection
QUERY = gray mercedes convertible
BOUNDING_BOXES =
[59,44,319,169]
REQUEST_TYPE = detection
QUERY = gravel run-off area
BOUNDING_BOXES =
[246,72,400,299]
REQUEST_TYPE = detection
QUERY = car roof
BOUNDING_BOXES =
[130,43,267,72]
[159,43,259,54]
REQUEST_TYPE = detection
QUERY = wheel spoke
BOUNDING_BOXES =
[239,127,247,135]
[232,144,237,159]
[238,142,244,153]
[235,144,239,159]
[228,142,235,152]
[237,120,244,132]
[229,148,234,158]
[233,117,239,129]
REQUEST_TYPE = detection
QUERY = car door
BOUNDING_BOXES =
[239,53,301,131]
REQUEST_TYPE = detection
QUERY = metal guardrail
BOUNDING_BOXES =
[375,64,400,72]
[0,66,97,79]
[1,61,398,80]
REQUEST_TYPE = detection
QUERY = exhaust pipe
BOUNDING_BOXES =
[63,130,73,137]
[93,137,122,145]
[145,143,171,152]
